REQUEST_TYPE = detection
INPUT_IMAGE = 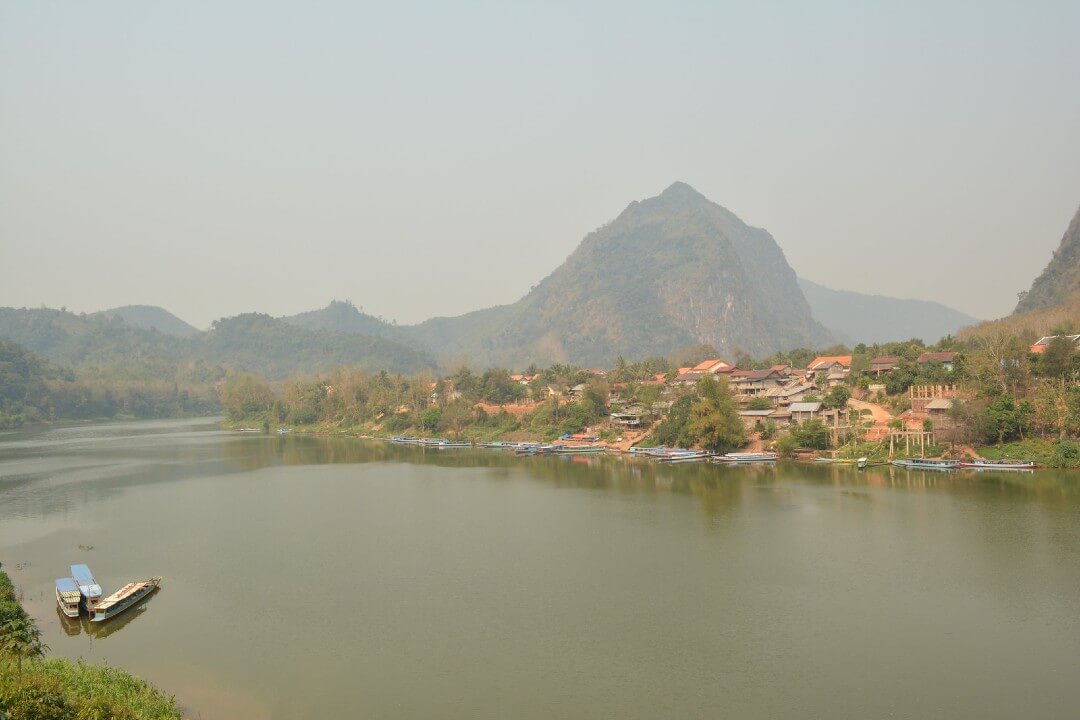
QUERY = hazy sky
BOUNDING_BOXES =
[2,1,1079,329]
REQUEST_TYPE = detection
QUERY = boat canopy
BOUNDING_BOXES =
[55,577,79,594]
[71,563,102,597]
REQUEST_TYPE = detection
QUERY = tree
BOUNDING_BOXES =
[1037,336,1077,379]
[822,384,851,409]
[1,616,48,677]
[419,407,442,432]
[746,397,773,410]
[219,374,274,420]
[792,419,830,449]
[686,375,747,453]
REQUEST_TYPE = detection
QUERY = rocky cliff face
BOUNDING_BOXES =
[407,182,833,367]
[1016,203,1080,313]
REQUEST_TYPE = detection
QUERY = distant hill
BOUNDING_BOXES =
[0,307,435,379]
[196,313,435,379]
[282,300,394,336]
[0,307,183,376]
[798,278,979,344]
[1015,203,1080,314]
[401,182,833,367]
[94,305,201,337]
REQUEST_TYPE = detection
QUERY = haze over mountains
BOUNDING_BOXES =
[798,279,978,345]
[1,183,988,376]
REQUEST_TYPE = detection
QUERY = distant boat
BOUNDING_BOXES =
[236,427,261,433]
[276,427,291,435]
[891,458,960,471]
[856,457,868,470]
[659,451,712,463]
[552,444,606,454]
[55,578,81,618]
[421,438,472,448]
[390,436,421,445]
[718,452,779,464]
[89,577,162,624]
[959,460,1037,471]
[70,563,103,613]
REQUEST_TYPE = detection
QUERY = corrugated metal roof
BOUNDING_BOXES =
[55,578,79,592]
[926,398,954,410]
[789,402,822,412]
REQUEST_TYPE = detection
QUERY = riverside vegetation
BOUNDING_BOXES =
[219,325,1080,465]
[0,568,181,719]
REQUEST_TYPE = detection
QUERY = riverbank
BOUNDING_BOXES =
[0,568,181,719]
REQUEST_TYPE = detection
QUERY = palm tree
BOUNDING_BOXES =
[1,616,48,677]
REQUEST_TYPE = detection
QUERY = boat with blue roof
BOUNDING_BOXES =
[71,563,103,613]
[55,577,82,618]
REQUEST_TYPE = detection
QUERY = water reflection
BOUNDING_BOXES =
[54,598,153,639]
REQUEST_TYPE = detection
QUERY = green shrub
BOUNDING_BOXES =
[0,599,23,625]
[1049,440,1080,468]
[0,672,71,720]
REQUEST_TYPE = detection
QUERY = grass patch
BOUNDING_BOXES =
[977,438,1080,468]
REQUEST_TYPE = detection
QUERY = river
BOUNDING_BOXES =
[1,419,1078,719]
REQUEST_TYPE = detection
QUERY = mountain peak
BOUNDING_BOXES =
[659,181,706,201]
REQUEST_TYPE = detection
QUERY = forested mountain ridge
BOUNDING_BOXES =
[402,182,834,366]
[195,313,434,378]
[798,278,979,344]
[1015,203,1080,313]
[0,307,435,380]
[93,305,201,337]
[282,300,395,336]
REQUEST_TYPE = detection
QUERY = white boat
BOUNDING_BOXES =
[421,438,472,448]
[718,452,778,464]
[71,563,102,613]
[89,577,162,623]
[856,457,868,470]
[659,452,712,463]
[959,460,1037,471]
[552,444,607,454]
[55,578,81,618]
[891,458,959,471]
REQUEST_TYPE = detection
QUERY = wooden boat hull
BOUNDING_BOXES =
[892,460,959,471]
[89,578,161,624]
[959,461,1036,471]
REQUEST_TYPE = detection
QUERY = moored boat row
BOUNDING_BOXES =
[55,563,161,624]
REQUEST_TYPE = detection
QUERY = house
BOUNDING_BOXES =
[1030,335,1080,354]
[789,402,824,423]
[790,402,852,428]
[909,384,959,413]
[738,409,775,430]
[730,368,787,396]
[611,412,643,428]
[692,358,736,375]
[588,368,608,377]
[915,352,958,372]
[807,355,852,387]
[769,364,792,377]
[925,398,954,427]
[567,383,587,400]
[807,355,853,373]
[765,382,816,407]
[674,367,701,384]
[868,356,900,375]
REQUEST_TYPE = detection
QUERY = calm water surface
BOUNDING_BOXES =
[1,419,1079,719]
